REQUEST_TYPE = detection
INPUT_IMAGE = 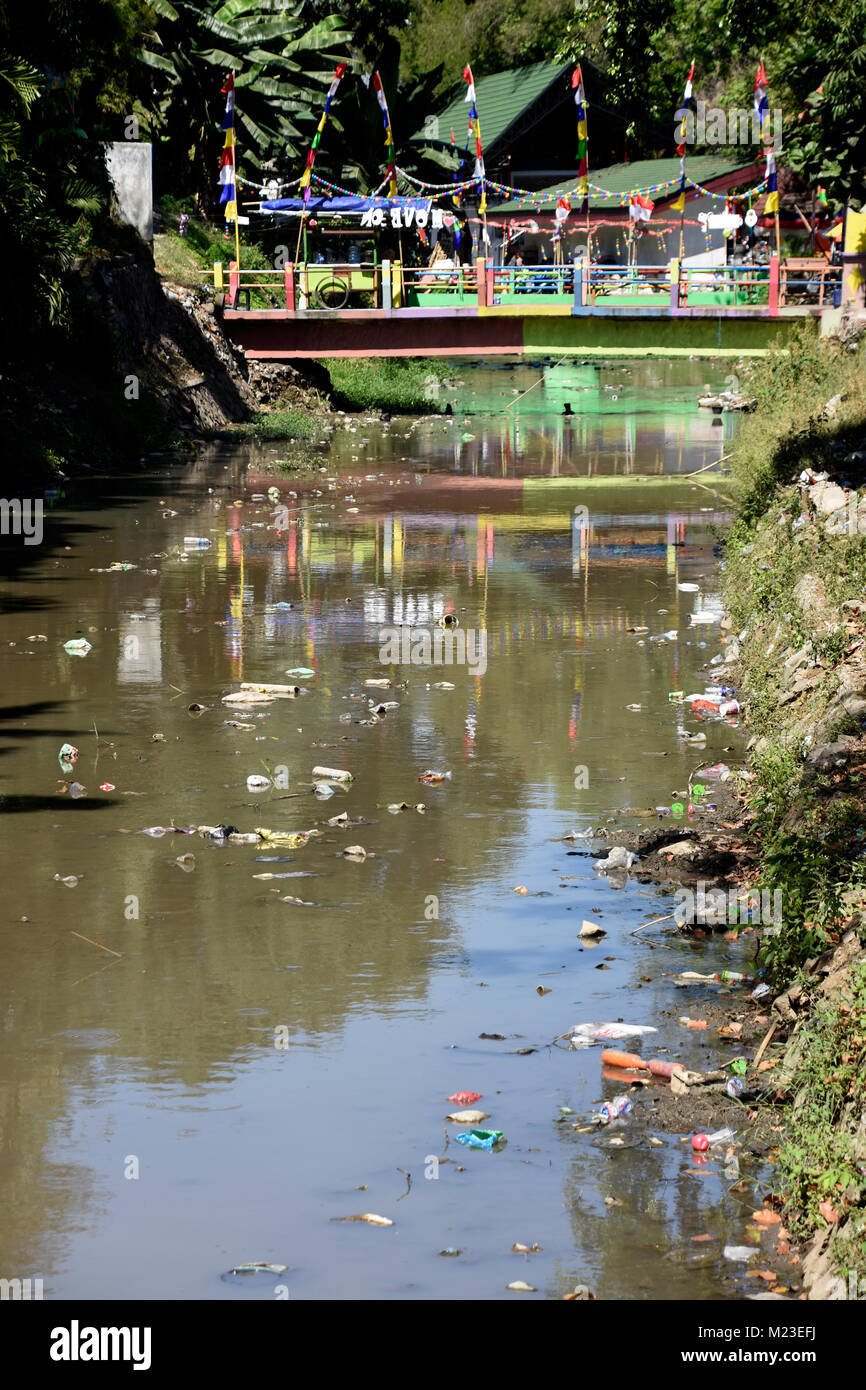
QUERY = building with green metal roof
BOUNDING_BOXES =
[487,155,765,269]
[491,156,763,213]
[417,58,624,187]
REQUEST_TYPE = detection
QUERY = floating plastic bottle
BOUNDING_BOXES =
[58,742,79,773]
[705,1126,736,1146]
[600,1050,645,1070]
[598,1095,632,1124]
[183,536,212,549]
[647,1059,677,1079]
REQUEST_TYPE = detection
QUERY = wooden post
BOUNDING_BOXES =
[392,259,403,309]
[476,256,487,308]
[768,254,780,316]
[486,263,495,304]
[229,70,241,275]
[228,259,239,308]
[669,258,680,310]
[382,258,392,311]
[284,263,295,313]
[213,261,224,292]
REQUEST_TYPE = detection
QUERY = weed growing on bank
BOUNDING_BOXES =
[779,959,866,1240]
[322,357,451,413]
[234,410,321,441]
[723,327,866,986]
[730,326,866,523]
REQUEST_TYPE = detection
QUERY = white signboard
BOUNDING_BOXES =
[360,205,440,229]
[698,211,743,231]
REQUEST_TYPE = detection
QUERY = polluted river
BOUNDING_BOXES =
[1,357,773,1301]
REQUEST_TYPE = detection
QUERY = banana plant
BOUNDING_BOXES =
[141,0,352,206]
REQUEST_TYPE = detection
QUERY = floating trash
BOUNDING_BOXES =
[222,1262,287,1282]
[455,1129,505,1151]
[58,743,79,773]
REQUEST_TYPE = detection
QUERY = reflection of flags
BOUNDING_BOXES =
[300,62,347,205]
[754,61,769,135]
[629,193,653,222]
[462,63,486,213]
[672,60,695,213]
[372,71,398,198]
[572,65,588,215]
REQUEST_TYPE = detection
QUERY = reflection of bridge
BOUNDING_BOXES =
[219,257,825,359]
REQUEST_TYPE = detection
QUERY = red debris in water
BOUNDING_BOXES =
[100,783,116,792]
[447,1091,482,1106]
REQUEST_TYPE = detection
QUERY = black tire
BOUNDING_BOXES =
[313,276,350,310]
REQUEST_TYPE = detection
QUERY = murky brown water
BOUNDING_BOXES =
[1,359,765,1300]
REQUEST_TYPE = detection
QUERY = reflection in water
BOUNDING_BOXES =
[0,358,759,1301]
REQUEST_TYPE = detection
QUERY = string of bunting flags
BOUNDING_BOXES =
[238,166,770,213]
[395,170,769,207]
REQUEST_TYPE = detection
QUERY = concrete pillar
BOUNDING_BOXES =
[669,259,680,310]
[104,142,153,244]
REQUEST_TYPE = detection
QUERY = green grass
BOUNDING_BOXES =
[721,325,866,983]
[233,409,321,441]
[727,325,866,524]
[321,357,451,413]
[155,199,276,307]
[778,960,866,1248]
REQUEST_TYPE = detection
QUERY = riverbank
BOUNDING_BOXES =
[640,316,866,1297]
[1,222,452,486]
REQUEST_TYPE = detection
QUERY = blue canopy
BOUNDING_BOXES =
[259,195,431,215]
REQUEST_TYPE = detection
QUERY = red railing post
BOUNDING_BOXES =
[476,257,487,308]
[284,263,295,312]
[228,260,239,308]
[768,256,780,316]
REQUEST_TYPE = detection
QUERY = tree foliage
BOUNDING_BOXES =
[555,0,866,205]
[142,0,351,204]
[0,1,151,348]
[400,0,575,93]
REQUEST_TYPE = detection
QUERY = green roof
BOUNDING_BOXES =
[422,61,569,156]
[492,157,758,212]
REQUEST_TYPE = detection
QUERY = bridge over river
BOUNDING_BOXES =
[216,254,836,360]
